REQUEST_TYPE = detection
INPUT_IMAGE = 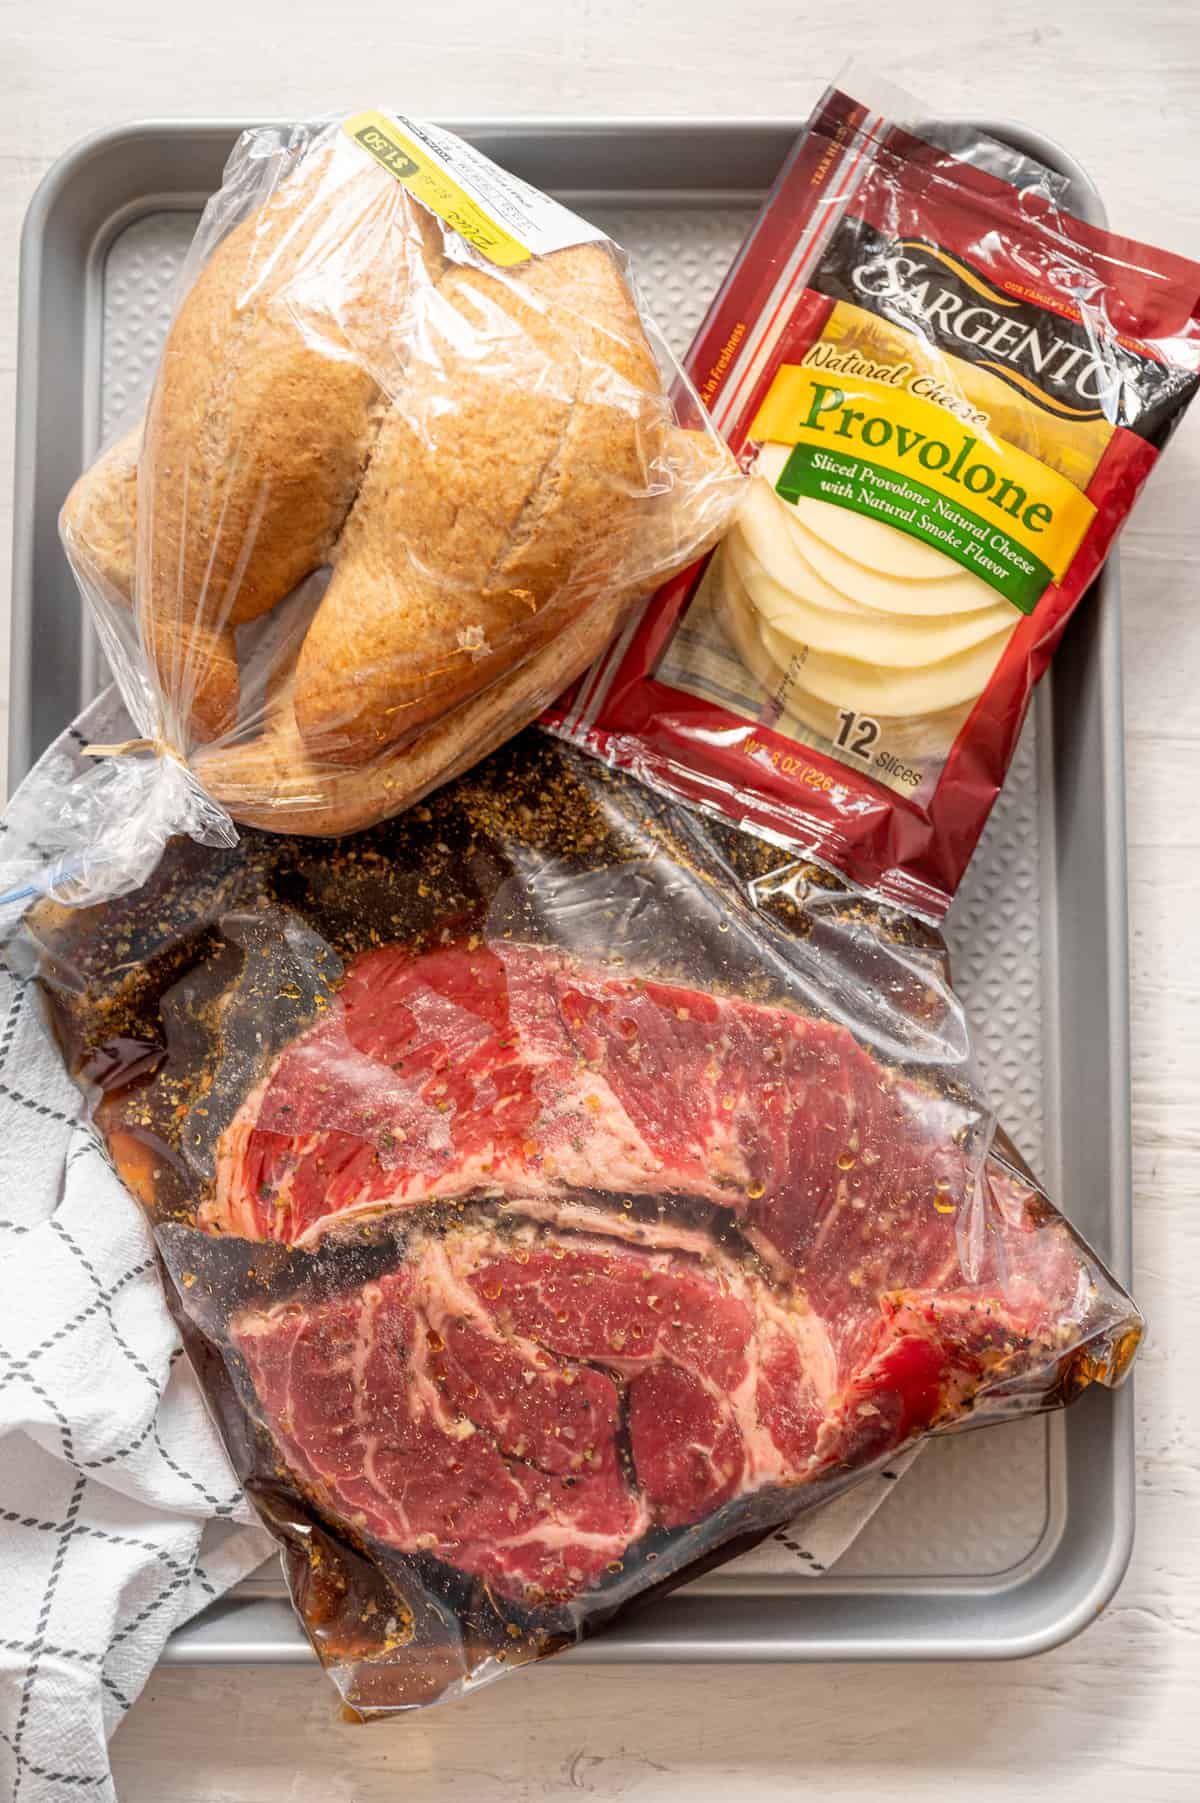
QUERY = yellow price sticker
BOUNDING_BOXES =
[343,110,532,267]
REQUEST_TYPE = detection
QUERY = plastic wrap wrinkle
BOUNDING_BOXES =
[23,724,1142,1712]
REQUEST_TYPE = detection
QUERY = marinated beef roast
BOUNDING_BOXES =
[206,941,969,1266]
[231,1184,1100,1605]
[31,731,1141,1699]
[211,941,1125,1605]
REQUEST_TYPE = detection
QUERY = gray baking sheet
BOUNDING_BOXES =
[11,119,1133,1659]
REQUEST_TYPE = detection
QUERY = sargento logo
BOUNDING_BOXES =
[848,237,1109,415]
[806,215,1141,425]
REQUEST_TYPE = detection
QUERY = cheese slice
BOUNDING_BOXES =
[756,443,971,580]
[775,488,1007,617]
[752,450,1007,616]
[718,552,799,704]
[717,559,978,766]
[736,480,883,618]
[726,530,1014,667]
[756,609,1013,716]
[743,465,1007,617]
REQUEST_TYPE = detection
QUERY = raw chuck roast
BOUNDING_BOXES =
[32,731,1140,1683]
[213,941,1131,1606]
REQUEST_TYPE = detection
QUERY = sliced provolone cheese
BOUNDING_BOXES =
[736,480,883,619]
[753,454,1001,616]
[756,443,971,580]
[718,553,796,702]
[718,560,975,762]
[776,490,1007,617]
[726,530,1014,667]
[756,610,1013,716]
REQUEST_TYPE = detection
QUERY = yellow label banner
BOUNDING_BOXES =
[750,364,1095,580]
[343,110,531,267]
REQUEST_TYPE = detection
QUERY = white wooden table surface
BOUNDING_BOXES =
[2,1,1199,1797]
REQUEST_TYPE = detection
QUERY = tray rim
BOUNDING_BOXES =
[10,113,1134,1667]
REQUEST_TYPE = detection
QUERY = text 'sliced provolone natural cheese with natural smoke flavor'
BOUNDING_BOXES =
[548,76,1200,919]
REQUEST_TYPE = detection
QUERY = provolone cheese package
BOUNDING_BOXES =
[547,78,1200,919]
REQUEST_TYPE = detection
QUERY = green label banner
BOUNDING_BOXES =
[775,443,1051,614]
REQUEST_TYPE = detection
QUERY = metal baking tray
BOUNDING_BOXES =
[11,117,1134,1664]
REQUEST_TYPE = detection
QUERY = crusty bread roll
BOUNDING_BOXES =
[137,131,443,742]
[193,424,728,833]
[60,122,740,829]
[60,422,242,739]
[69,421,728,835]
[194,579,635,835]
[293,243,672,762]
[60,423,140,604]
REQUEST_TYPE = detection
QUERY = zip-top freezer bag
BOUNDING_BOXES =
[19,711,1141,1713]
[0,111,739,914]
[549,77,1200,919]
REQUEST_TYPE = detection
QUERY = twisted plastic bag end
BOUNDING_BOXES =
[0,736,238,917]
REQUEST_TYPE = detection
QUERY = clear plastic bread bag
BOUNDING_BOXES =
[0,113,740,912]
[18,723,1142,1714]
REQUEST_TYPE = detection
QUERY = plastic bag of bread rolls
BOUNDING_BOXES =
[7,114,740,909]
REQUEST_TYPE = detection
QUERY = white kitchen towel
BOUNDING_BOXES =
[0,694,913,1803]
[0,935,274,1803]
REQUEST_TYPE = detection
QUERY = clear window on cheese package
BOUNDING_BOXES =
[0,111,741,914]
[547,76,1200,920]
[18,721,1141,1713]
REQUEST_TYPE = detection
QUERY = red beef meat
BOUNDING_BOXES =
[219,942,1131,1606]
[233,1200,1101,1603]
[207,942,969,1284]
